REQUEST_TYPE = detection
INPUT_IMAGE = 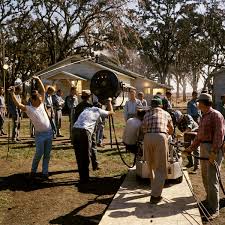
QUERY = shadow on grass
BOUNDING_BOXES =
[9,144,73,151]
[76,175,125,195]
[49,175,125,225]
[0,169,78,192]
[49,196,112,225]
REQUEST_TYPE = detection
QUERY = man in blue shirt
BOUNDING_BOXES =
[52,89,65,137]
[187,91,201,123]
[124,89,142,121]
[8,86,22,142]
[72,97,114,184]
[0,87,6,135]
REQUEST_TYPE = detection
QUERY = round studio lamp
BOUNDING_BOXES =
[3,64,9,70]
[90,70,122,102]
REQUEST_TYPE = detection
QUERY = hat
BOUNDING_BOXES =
[174,110,182,122]
[151,98,162,106]
[197,93,212,102]
[81,90,91,97]
[166,90,172,95]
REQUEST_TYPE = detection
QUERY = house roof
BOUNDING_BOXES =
[37,54,172,89]
[44,71,87,81]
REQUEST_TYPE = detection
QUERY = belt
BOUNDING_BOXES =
[147,132,167,134]
[201,141,212,144]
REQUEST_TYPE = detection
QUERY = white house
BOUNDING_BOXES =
[208,68,225,108]
[37,54,172,106]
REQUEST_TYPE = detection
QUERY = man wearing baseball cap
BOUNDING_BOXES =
[184,93,225,220]
[142,98,174,204]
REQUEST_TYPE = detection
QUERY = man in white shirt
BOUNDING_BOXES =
[72,98,114,184]
[123,109,146,153]
[9,76,53,179]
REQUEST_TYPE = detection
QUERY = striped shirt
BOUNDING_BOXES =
[191,108,225,152]
[142,107,172,134]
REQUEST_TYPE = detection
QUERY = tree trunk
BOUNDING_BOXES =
[176,81,180,99]
[192,70,198,92]
[182,78,187,102]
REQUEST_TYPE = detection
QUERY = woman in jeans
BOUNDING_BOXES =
[9,76,53,179]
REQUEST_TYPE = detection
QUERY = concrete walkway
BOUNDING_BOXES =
[99,168,202,225]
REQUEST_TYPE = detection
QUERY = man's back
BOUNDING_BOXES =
[73,101,93,123]
[123,117,142,145]
[142,108,172,134]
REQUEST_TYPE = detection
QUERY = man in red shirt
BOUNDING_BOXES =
[184,93,224,220]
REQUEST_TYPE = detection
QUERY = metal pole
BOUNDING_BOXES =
[6,97,10,160]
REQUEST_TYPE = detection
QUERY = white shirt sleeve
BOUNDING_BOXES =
[98,108,109,118]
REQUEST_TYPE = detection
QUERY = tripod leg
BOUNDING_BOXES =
[109,115,113,148]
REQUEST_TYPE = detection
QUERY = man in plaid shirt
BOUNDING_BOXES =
[184,93,225,220]
[142,98,174,204]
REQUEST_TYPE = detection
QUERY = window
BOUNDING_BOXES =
[153,88,165,95]
[144,87,151,95]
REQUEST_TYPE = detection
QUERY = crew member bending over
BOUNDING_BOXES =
[9,76,53,179]
[142,98,174,204]
[72,97,114,184]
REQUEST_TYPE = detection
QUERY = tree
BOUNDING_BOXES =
[32,0,129,65]
[137,0,191,84]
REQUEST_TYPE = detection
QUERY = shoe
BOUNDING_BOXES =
[1,130,6,135]
[29,172,37,179]
[208,212,219,220]
[56,134,64,137]
[41,174,49,180]
[97,143,105,148]
[12,139,18,144]
[93,165,101,171]
[185,163,193,168]
[150,196,162,204]
[16,138,21,142]
[193,166,199,171]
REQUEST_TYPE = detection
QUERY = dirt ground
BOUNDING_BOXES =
[1,112,225,225]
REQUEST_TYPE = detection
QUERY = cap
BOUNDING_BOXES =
[137,105,150,111]
[151,98,162,106]
[197,93,212,102]
[81,90,91,97]
[174,110,182,122]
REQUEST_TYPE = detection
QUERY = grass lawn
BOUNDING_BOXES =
[0,111,131,225]
[0,110,225,225]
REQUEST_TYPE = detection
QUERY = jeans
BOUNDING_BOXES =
[55,110,62,135]
[12,115,21,140]
[31,130,53,175]
[96,118,105,144]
